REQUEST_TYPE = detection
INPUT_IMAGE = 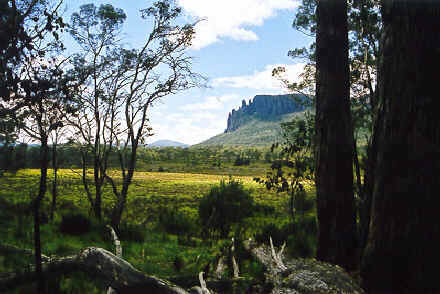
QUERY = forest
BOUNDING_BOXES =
[1,0,439,293]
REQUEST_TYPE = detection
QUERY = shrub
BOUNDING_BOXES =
[255,223,293,247]
[233,155,250,166]
[287,230,316,258]
[118,223,146,242]
[173,255,185,272]
[255,218,316,258]
[253,203,276,216]
[199,178,254,239]
[157,207,197,237]
[59,213,91,235]
[299,215,318,237]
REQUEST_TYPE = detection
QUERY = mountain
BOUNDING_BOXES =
[197,94,308,147]
[225,94,306,133]
[149,140,189,148]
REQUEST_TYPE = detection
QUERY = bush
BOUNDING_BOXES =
[118,223,146,242]
[293,190,315,216]
[255,222,293,247]
[199,178,254,239]
[299,215,318,236]
[59,213,91,235]
[157,207,197,237]
[255,218,317,258]
[173,255,185,272]
[253,203,276,216]
[287,230,316,258]
[233,155,250,166]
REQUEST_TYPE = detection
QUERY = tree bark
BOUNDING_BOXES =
[361,1,440,293]
[50,141,58,221]
[315,0,357,270]
[110,143,138,231]
[34,137,49,294]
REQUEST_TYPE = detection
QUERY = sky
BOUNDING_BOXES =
[62,0,313,145]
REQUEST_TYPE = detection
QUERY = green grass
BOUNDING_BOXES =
[0,169,317,293]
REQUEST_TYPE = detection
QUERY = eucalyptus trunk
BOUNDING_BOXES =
[50,143,58,221]
[361,1,440,292]
[110,144,138,231]
[34,137,49,294]
[315,0,357,271]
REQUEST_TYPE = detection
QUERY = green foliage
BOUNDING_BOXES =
[157,206,197,237]
[255,216,317,258]
[0,143,27,175]
[173,255,185,272]
[255,115,315,222]
[59,213,91,235]
[287,233,314,258]
[199,178,254,239]
[70,3,126,49]
[118,223,146,242]
[255,223,292,247]
[233,154,250,166]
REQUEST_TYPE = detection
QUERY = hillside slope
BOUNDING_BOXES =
[149,140,189,148]
[197,112,306,147]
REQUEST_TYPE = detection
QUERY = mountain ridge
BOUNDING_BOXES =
[196,94,309,147]
[149,140,189,148]
[225,94,306,133]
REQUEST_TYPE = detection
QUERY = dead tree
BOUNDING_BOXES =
[0,246,191,293]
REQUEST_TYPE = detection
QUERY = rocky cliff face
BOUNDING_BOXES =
[225,94,306,133]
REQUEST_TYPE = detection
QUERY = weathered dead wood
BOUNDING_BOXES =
[269,237,287,271]
[230,238,240,279]
[0,246,189,293]
[107,225,122,258]
[107,225,122,294]
[243,239,365,294]
[214,256,226,280]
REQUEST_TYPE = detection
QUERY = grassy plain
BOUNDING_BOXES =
[0,167,316,292]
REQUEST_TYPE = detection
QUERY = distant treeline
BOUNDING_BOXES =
[0,143,282,172]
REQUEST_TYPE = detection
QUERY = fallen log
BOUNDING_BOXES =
[0,246,189,293]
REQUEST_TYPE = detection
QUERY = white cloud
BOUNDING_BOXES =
[178,0,299,49]
[180,94,240,111]
[149,110,226,145]
[212,63,306,91]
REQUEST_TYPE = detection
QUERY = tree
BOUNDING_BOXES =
[255,116,314,223]
[49,127,66,221]
[0,142,27,175]
[69,1,203,229]
[0,2,78,292]
[361,1,440,292]
[67,3,127,221]
[276,0,383,255]
[314,0,357,270]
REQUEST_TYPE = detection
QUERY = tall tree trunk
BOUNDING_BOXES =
[93,158,102,220]
[50,142,58,221]
[358,112,382,256]
[315,0,357,271]
[111,145,137,231]
[361,1,440,292]
[35,138,49,294]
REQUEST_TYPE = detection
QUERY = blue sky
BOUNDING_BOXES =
[62,0,313,145]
